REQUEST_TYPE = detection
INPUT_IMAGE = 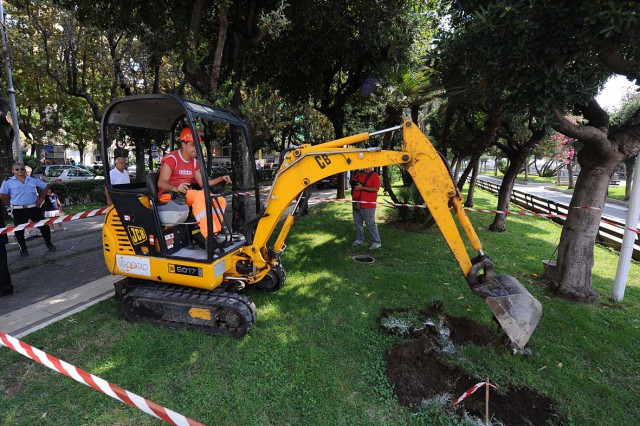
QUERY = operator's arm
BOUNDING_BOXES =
[157,163,190,194]
[193,172,232,188]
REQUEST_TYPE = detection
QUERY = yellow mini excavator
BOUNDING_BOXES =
[101,95,542,350]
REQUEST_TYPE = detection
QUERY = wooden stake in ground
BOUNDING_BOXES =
[485,377,490,425]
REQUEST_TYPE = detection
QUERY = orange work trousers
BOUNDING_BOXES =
[159,189,226,237]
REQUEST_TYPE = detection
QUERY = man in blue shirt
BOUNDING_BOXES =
[0,163,56,257]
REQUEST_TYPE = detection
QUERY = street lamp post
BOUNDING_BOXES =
[0,0,22,164]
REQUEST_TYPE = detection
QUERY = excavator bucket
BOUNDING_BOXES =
[467,260,542,350]
[478,275,542,350]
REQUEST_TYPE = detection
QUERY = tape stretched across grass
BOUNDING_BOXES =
[0,330,205,425]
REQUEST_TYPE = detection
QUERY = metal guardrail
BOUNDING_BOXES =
[476,178,640,260]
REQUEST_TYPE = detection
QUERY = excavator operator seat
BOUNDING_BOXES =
[146,172,189,225]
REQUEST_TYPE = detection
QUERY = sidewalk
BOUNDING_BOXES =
[0,213,121,339]
[0,275,121,338]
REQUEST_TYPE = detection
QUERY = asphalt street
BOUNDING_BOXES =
[478,175,634,225]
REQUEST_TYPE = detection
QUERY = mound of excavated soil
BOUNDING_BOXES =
[379,305,560,425]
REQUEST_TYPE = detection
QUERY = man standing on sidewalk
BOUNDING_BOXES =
[0,163,56,257]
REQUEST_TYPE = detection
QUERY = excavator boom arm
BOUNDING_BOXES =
[250,120,478,276]
[244,120,542,350]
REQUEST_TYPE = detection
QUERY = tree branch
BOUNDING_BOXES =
[552,110,609,155]
[599,44,640,81]
[578,97,610,130]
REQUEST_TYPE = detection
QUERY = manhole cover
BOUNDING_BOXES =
[353,255,375,264]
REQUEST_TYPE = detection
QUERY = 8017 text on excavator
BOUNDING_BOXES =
[101,95,542,350]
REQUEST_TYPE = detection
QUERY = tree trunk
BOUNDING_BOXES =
[551,163,616,301]
[452,155,462,183]
[489,151,526,232]
[457,153,480,191]
[326,112,346,199]
[624,155,635,201]
[0,98,14,180]
[410,105,420,125]
[380,109,404,207]
[567,158,575,189]
[464,156,480,207]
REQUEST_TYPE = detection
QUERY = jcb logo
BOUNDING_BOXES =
[127,226,148,245]
[314,154,331,169]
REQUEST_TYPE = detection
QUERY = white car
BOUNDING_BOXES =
[44,166,103,182]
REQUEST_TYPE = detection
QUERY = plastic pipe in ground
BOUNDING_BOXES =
[612,157,640,301]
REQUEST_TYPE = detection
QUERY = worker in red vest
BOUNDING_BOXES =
[157,128,231,241]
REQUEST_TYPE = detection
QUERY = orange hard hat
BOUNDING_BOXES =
[179,128,203,143]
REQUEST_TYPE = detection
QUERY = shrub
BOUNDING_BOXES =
[49,180,106,206]
[392,183,433,225]
[257,169,276,182]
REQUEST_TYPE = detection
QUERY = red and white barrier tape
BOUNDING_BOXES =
[0,331,204,425]
[0,208,108,236]
[307,197,640,235]
[451,381,499,406]
[2,195,636,238]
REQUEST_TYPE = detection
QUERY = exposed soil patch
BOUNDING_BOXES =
[377,303,497,347]
[378,304,560,425]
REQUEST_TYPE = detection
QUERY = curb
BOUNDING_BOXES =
[0,275,122,339]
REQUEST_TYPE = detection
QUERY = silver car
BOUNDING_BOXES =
[44,166,103,182]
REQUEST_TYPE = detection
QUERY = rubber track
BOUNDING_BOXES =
[122,282,257,337]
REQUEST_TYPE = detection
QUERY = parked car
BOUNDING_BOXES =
[44,166,103,182]
[263,162,279,170]
[317,173,340,189]
[32,165,73,180]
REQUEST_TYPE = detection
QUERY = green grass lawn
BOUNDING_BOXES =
[1,189,639,425]
[63,202,107,215]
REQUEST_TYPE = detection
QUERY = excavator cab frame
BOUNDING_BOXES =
[101,95,260,264]
[101,95,542,349]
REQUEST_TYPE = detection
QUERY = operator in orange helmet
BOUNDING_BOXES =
[157,128,231,241]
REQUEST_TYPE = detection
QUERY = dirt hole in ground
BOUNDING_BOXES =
[378,303,560,425]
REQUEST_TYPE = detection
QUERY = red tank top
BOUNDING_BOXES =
[158,150,200,198]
